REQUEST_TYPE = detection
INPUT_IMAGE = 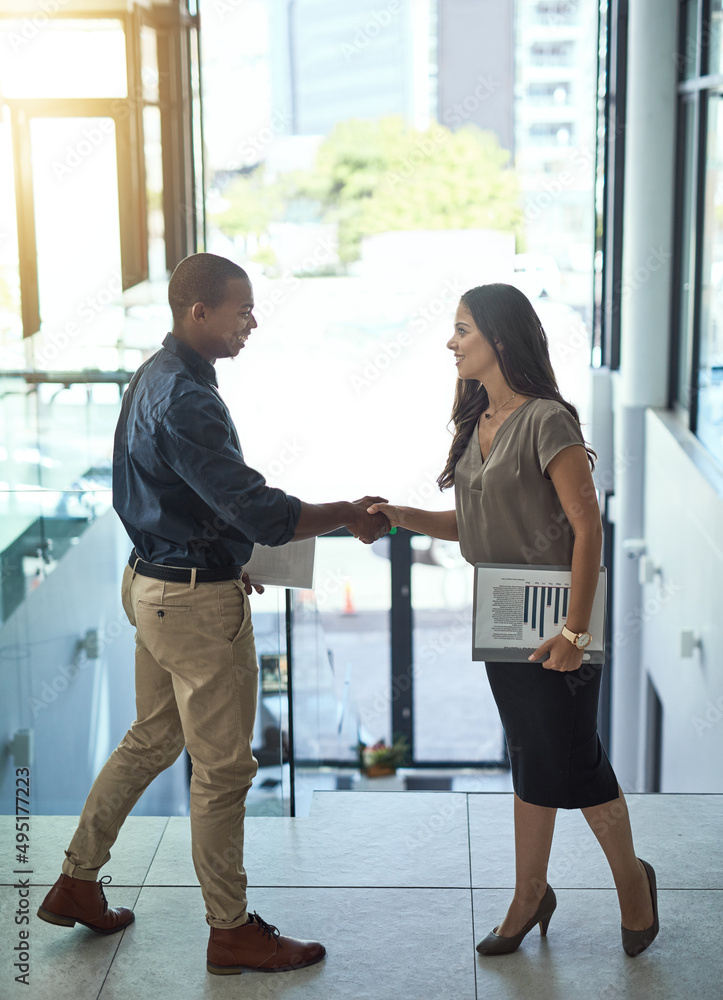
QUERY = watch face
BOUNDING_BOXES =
[576,632,592,649]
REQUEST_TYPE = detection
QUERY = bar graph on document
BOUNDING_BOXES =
[472,564,607,663]
[524,582,570,640]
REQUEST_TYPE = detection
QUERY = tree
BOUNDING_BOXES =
[291,116,522,263]
[213,117,523,268]
[211,167,283,258]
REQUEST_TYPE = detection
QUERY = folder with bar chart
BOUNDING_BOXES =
[472,563,607,663]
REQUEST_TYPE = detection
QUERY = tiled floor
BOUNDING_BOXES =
[1,793,721,999]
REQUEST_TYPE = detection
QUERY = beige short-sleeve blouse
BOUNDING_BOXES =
[454,397,587,566]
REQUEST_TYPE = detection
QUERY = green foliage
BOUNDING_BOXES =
[0,268,19,317]
[251,244,280,273]
[294,116,522,262]
[356,735,411,771]
[213,117,522,265]
[212,167,283,240]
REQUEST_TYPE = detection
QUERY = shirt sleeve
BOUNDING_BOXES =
[156,389,301,546]
[536,405,586,479]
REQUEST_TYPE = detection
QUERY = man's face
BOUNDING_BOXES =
[197,277,257,361]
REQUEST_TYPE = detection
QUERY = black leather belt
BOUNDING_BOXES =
[128,550,242,583]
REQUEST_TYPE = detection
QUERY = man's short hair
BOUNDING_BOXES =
[168,253,249,325]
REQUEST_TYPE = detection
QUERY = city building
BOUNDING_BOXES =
[269,0,435,134]
[515,0,599,271]
[437,0,515,152]
[269,0,515,147]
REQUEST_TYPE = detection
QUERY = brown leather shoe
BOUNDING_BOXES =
[207,911,326,974]
[37,874,134,935]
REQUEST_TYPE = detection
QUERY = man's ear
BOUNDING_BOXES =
[190,301,206,323]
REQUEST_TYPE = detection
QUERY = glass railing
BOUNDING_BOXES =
[0,487,112,624]
[243,585,291,817]
[0,507,509,819]
[0,492,188,816]
[410,534,504,765]
[288,531,507,814]
[0,368,121,623]
[0,492,292,818]
[0,317,509,817]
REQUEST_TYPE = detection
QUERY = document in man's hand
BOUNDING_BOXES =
[244,538,316,589]
[473,563,607,663]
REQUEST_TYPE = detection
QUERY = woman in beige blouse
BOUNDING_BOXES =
[369,283,658,958]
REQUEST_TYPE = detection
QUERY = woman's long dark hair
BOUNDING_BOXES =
[437,283,596,490]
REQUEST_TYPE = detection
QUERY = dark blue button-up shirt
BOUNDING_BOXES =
[112,333,301,568]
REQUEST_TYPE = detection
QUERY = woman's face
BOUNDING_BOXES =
[447,301,501,382]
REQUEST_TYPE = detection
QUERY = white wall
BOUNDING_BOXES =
[609,0,678,788]
[642,409,723,791]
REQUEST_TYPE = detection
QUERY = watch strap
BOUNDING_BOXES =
[561,625,592,646]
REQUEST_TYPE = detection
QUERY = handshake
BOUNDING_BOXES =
[344,495,395,545]
[294,495,404,547]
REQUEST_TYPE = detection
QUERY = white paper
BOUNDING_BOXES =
[473,563,607,663]
[244,538,316,589]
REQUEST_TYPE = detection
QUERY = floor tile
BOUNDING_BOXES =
[142,817,196,886]
[469,793,723,890]
[466,793,517,888]
[4,794,722,1000]
[146,793,472,888]
[452,771,514,794]
[624,794,723,889]
[308,787,466,820]
[100,885,477,1000]
[0,816,169,887]
[306,789,472,883]
[472,887,723,1000]
[0,882,140,1000]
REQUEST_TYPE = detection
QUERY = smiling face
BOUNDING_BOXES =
[192,277,257,362]
[446,301,501,382]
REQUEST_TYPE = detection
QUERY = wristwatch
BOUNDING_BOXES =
[561,625,592,649]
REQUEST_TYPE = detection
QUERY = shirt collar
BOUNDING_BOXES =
[162,333,218,387]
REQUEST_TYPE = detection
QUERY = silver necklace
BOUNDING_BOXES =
[484,392,517,420]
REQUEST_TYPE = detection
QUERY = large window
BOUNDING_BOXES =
[673,0,723,465]
[699,92,723,462]
[0,5,205,821]
[0,5,202,342]
[201,0,599,775]
[676,96,698,409]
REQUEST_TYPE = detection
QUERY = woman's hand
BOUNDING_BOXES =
[367,502,406,529]
[528,633,585,672]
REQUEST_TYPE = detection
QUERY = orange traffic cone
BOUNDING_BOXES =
[342,579,357,615]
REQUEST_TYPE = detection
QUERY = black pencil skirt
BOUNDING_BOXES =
[485,659,619,809]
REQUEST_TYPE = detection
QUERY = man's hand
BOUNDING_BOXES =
[346,495,391,544]
[528,633,584,672]
[241,571,265,596]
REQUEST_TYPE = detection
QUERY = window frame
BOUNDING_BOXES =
[0,4,201,340]
[671,0,723,455]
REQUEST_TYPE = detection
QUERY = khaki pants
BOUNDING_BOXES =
[62,564,259,928]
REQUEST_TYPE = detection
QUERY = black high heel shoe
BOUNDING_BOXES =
[621,858,658,957]
[476,885,557,956]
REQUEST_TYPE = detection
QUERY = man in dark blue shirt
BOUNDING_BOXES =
[39,253,388,975]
